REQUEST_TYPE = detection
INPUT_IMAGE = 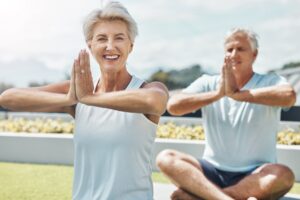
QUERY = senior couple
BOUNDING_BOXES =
[0,2,296,200]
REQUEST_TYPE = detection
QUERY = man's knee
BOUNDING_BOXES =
[156,149,180,172]
[261,164,295,191]
[274,164,295,190]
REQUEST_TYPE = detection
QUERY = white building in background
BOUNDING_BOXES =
[275,67,300,105]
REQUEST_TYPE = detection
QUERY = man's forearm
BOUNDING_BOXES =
[167,91,223,116]
[231,85,296,107]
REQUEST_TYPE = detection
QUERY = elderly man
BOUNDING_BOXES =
[156,28,296,200]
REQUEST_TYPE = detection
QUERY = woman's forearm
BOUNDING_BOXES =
[80,88,168,116]
[0,88,73,111]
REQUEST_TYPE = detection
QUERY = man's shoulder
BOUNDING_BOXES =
[183,74,220,93]
[253,72,286,86]
[194,74,220,84]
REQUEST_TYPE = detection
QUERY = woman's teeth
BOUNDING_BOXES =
[104,55,119,60]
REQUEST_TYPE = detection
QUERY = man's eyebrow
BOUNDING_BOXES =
[95,33,126,37]
[115,33,126,37]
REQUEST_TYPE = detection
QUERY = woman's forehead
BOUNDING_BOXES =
[93,20,129,35]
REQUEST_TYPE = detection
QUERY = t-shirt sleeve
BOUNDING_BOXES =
[267,73,292,111]
[268,73,289,86]
[182,74,212,94]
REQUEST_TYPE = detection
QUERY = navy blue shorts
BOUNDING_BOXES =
[199,159,258,188]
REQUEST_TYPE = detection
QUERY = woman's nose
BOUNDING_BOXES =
[106,40,115,50]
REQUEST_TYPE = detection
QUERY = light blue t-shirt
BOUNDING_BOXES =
[73,75,157,200]
[183,72,288,172]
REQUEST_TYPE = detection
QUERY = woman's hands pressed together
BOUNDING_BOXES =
[71,49,94,103]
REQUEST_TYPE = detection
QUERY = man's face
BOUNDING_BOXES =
[224,33,257,74]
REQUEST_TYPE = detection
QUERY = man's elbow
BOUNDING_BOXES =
[166,99,185,116]
[286,89,297,107]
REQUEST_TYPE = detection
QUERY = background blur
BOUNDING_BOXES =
[0,0,299,103]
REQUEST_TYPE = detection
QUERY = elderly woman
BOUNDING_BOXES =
[0,2,168,200]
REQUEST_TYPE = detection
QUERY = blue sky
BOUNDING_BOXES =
[0,0,299,86]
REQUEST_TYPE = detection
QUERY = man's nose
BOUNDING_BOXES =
[230,49,238,58]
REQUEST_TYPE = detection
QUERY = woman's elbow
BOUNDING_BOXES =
[147,93,168,116]
[0,89,20,109]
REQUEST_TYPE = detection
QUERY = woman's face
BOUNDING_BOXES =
[89,20,133,73]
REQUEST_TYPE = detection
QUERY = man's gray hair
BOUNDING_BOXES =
[224,28,259,51]
[83,1,138,43]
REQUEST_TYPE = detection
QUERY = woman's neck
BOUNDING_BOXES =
[97,68,132,93]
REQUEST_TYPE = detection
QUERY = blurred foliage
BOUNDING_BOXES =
[1,118,299,145]
[0,82,14,94]
[282,61,300,70]
[28,81,51,87]
[148,64,206,90]
[0,117,74,134]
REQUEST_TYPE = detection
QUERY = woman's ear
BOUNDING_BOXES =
[87,40,92,50]
[129,43,134,53]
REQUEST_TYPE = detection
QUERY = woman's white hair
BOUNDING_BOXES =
[83,1,138,43]
[224,28,259,51]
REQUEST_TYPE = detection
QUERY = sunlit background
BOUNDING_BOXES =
[0,0,299,88]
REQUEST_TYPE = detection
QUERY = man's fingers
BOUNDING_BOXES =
[71,62,76,86]
[79,50,84,68]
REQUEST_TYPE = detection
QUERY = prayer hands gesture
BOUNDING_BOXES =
[68,49,94,103]
[218,56,240,99]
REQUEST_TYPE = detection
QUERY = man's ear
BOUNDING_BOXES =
[253,49,258,60]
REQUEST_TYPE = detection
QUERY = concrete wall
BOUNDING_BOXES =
[1,133,299,181]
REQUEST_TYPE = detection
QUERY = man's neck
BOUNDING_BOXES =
[235,70,254,89]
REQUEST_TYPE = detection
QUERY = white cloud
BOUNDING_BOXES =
[254,14,300,70]
[0,0,299,86]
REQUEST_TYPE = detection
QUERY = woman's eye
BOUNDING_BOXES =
[97,38,106,42]
[116,37,124,41]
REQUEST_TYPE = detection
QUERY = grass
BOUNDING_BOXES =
[0,162,73,200]
[0,162,171,200]
[0,162,299,200]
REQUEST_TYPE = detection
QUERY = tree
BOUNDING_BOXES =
[28,81,51,87]
[0,82,14,94]
[282,61,300,70]
[148,64,206,90]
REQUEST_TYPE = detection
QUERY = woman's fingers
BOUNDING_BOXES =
[73,49,94,100]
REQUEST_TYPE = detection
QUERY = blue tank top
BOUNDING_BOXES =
[73,75,157,200]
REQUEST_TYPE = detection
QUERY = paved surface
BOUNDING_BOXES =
[153,183,300,200]
[154,183,176,200]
